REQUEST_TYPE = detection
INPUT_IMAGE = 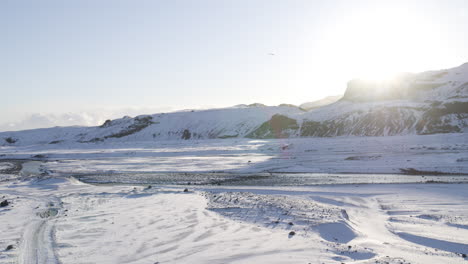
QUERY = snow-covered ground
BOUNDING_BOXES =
[0,168,467,264]
[0,133,467,263]
[1,133,467,175]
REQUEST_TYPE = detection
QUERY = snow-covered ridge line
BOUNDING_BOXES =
[1,63,467,146]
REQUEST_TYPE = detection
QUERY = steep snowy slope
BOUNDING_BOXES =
[1,63,467,146]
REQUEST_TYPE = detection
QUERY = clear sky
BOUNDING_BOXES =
[1,0,468,130]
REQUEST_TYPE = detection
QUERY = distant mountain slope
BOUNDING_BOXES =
[1,63,467,146]
[250,62,468,138]
[0,106,303,145]
[299,95,342,111]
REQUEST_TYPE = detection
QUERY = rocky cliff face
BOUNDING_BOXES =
[247,63,468,138]
[246,114,299,139]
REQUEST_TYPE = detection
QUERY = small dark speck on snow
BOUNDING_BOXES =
[0,200,9,207]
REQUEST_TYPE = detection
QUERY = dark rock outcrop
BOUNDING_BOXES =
[0,200,9,207]
[106,116,154,139]
[247,114,299,139]
[4,137,17,144]
[182,129,191,140]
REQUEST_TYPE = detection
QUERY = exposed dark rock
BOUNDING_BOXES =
[400,168,458,175]
[4,137,17,144]
[105,116,154,139]
[247,114,299,139]
[416,102,467,134]
[298,102,467,137]
[288,231,296,236]
[49,140,63,144]
[281,144,292,150]
[78,115,157,143]
[218,134,238,139]
[0,200,9,207]
[182,129,191,140]
[183,188,189,192]
[88,138,104,143]
[304,107,418,137]
[78,137,104,143]
[5,245,13,251]
[345,155,381,161]
[100,119,112,128]
[0,161,22,174]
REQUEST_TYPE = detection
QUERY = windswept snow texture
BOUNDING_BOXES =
[1,172,468,264]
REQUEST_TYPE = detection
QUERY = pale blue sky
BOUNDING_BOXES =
[1,0,468,129]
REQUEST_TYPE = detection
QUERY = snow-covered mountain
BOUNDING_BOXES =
[294,62,468,137]
[1,63,467,146]
[299,95,342,110]
[0,106,304,145]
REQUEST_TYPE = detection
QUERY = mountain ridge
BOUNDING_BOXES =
[2,63,467,146]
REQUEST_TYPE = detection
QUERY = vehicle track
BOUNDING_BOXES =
[17,195,61,264]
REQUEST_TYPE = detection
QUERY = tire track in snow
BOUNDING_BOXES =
[18,219,60,264]
[17,194,61,264]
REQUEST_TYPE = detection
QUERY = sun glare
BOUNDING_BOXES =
[316,7,439,82]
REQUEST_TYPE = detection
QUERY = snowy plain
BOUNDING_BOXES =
[1,173,468,263]
[0,133,467,264]
[0,133,467,175]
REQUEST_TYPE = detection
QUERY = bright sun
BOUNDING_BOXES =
[316,6,439,82]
